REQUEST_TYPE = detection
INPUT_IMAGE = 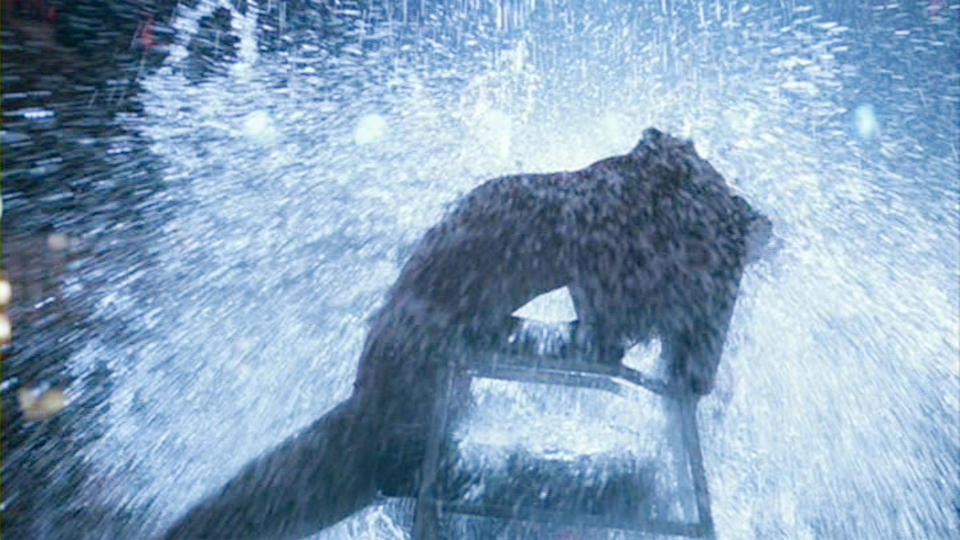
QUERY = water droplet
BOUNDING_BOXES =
[854,104,878,139]
[353,113,388,145]
[241,110,278,144]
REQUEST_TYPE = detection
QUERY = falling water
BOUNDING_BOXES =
[3,1,957,538]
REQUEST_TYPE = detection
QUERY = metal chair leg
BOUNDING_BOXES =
[413,362,457,540]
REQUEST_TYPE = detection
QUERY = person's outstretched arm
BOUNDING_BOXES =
[164,396,378,540]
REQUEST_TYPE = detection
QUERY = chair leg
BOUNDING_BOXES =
[679,397,715,538]
[413,362,457,540]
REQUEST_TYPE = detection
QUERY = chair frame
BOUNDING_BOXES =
[411,319,716,539]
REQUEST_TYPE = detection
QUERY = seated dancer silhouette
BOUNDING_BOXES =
[165,128,772,539]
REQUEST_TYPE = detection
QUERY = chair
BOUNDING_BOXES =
[411,317,715,539]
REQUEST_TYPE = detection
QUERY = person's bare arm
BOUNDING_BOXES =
[661,276,741,395]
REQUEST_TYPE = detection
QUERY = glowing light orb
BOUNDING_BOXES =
[854,104,878,139]
[241,110,278,143]
[353,113,388,145]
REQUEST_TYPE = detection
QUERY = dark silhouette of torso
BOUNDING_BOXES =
[166,128,772,539]
[357,127,770,495]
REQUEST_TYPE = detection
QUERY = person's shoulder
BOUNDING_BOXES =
[461,171,574,207]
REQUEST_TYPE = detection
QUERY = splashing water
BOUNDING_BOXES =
[6,0,956,538]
